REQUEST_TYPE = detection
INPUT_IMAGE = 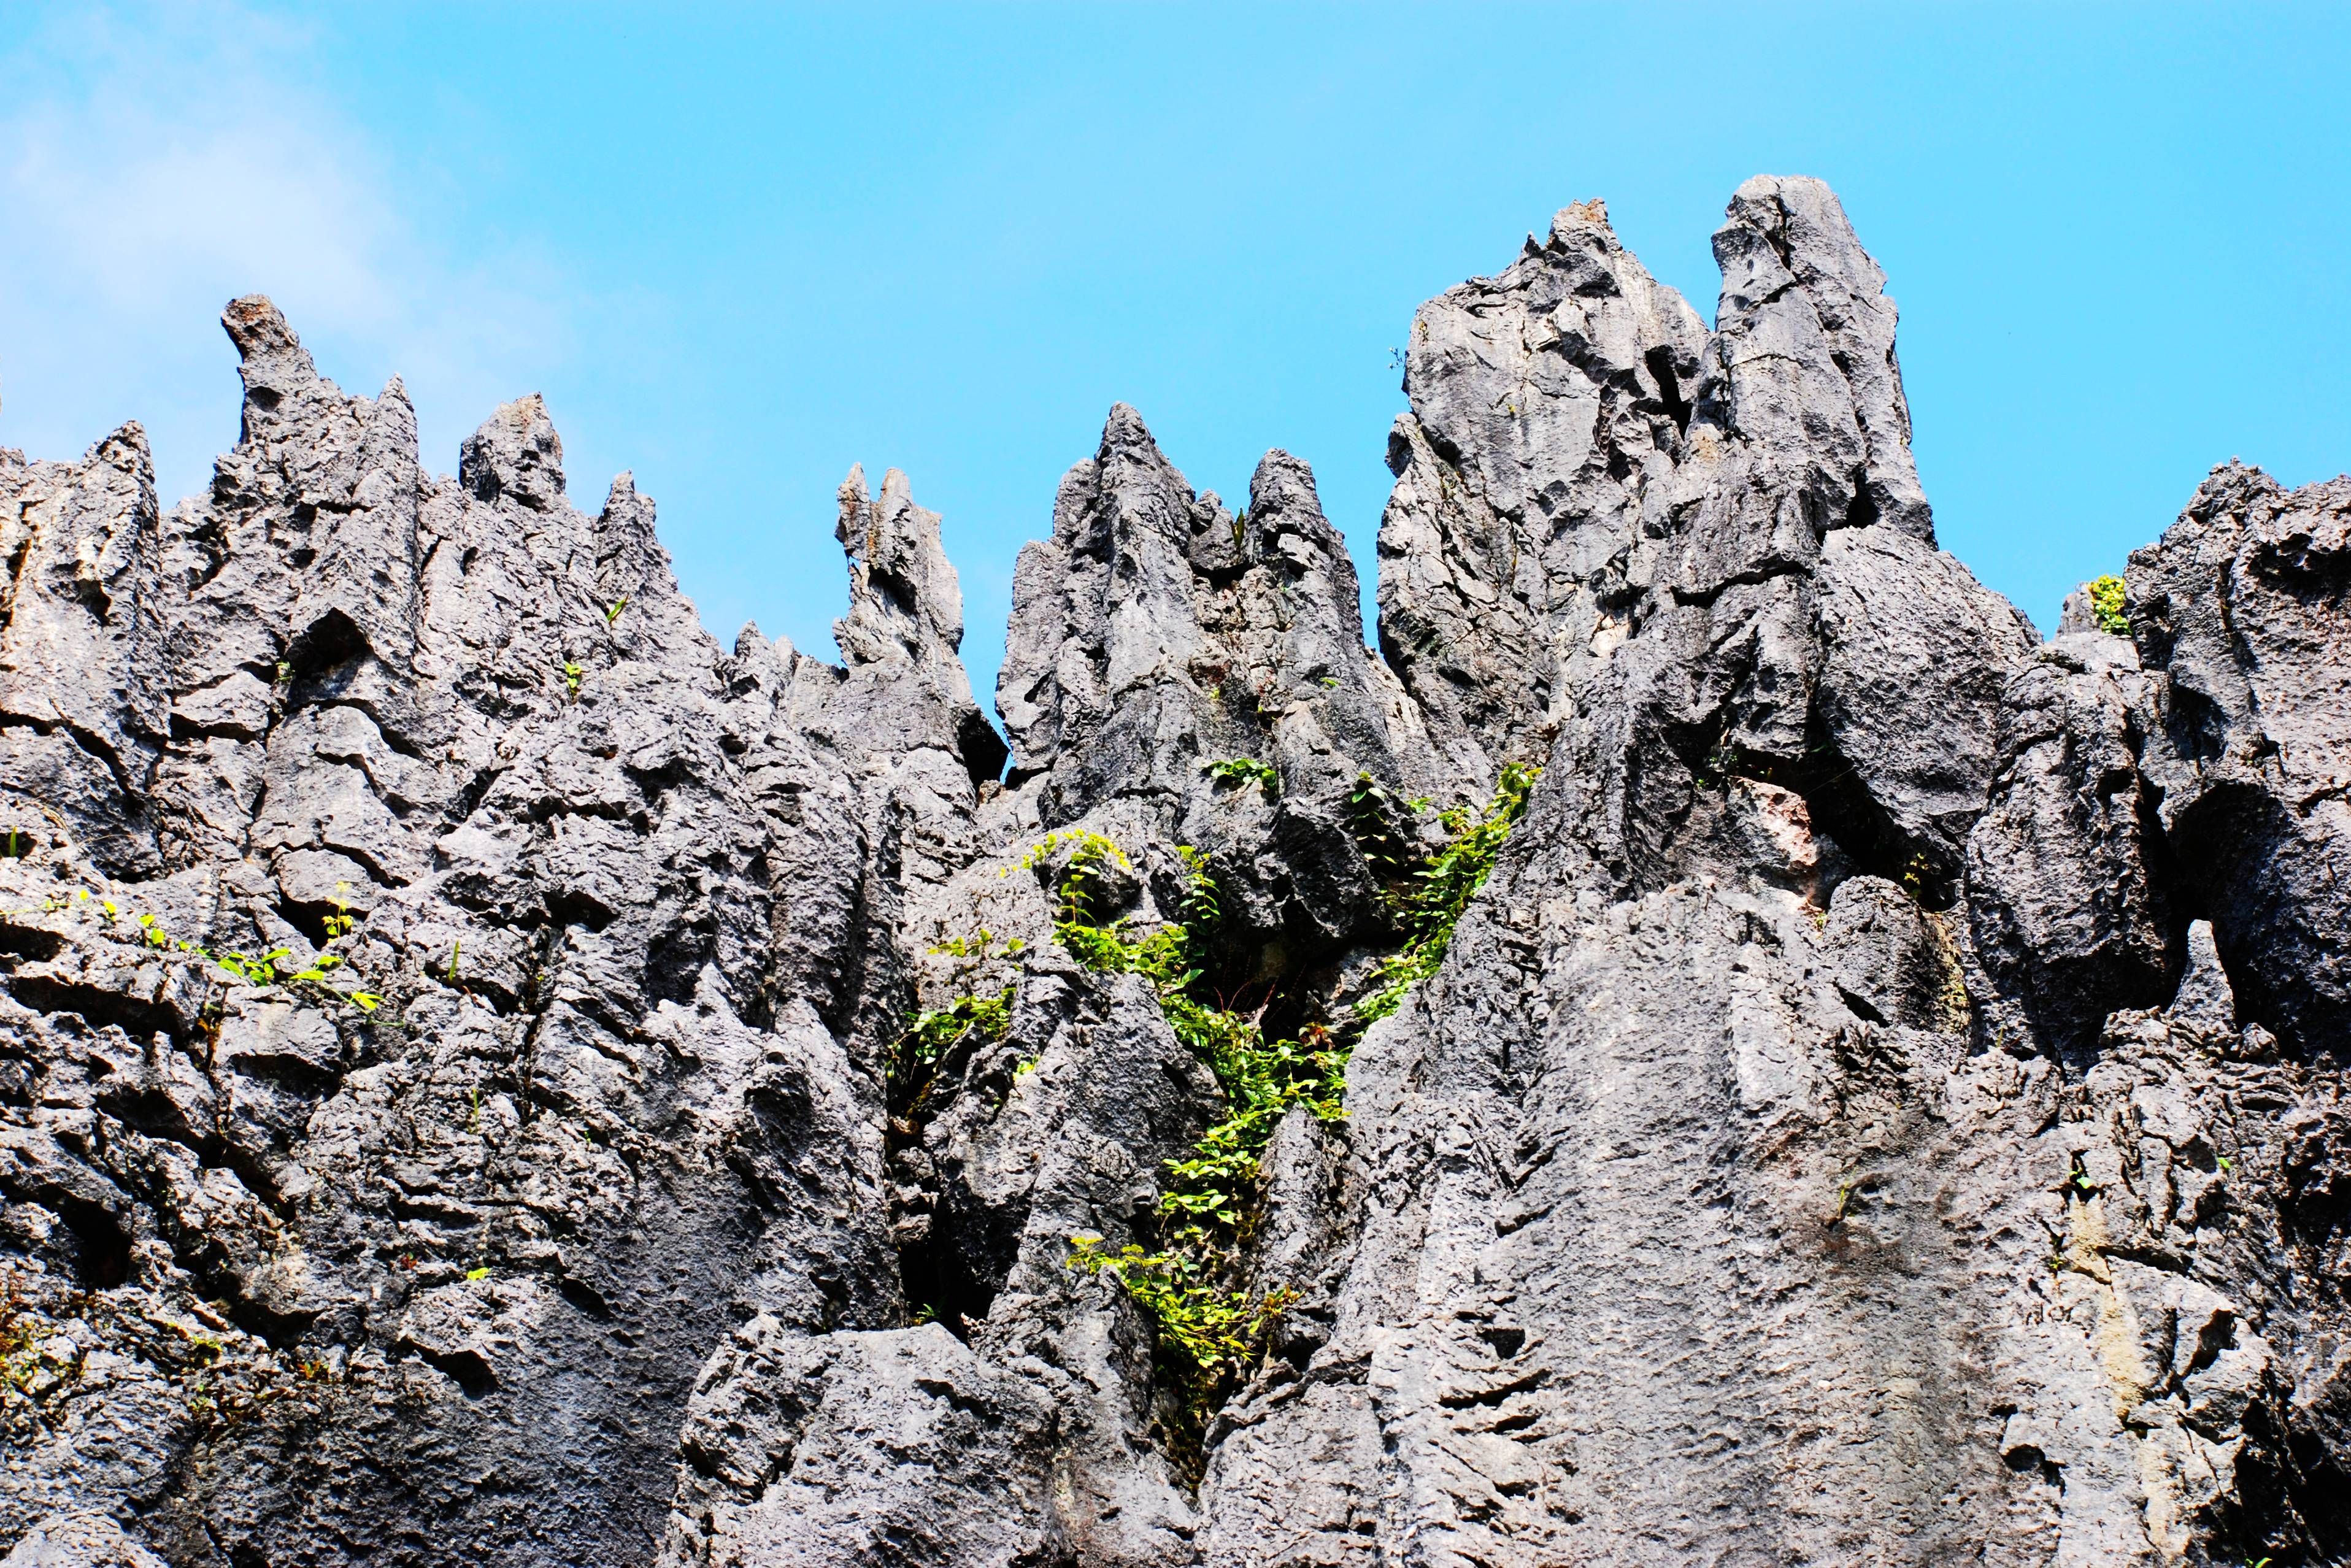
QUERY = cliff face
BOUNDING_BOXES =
[1,177,2346,1568]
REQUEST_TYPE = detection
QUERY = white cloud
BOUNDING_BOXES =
[0,2,585,507]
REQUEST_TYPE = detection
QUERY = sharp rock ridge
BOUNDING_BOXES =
[1,177,2347,1568]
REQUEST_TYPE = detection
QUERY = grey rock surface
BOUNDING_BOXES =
[3,179,2347,1567]
[1,1513,169,1567]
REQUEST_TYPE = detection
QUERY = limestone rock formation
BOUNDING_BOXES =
[3,179,2348,1567]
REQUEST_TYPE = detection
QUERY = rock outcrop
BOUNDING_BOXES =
[3,178,2347,1567]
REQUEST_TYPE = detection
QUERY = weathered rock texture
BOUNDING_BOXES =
[3,177,2347,1566]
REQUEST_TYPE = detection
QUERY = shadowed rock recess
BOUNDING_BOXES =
[2,177,2347,1567]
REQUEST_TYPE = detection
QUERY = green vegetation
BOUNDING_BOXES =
[1,885,381,1015]
[561,661,585,696]
[1056,836,1322,1415]
[1201,757,1280,795]
[1052,763,1540,1421]
[890,986,1015,1114]
[1354,762,1539,1023]
[897,988,1015,1071]
[0,1271,43,1406]
[604,597,629,626]
[926,927,1023,960]
[1066,1240,1291,1403]
[2087,574,2130,636]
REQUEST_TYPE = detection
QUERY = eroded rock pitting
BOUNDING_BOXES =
[2,177,2347,1567]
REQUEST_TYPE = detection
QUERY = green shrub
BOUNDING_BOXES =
[2087,574,2130,636]
[894,987,1013,1078]
[1067,1236,1291,1408]
[1202,757,1280,795]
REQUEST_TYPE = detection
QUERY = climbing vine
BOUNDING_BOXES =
[1056,762,1542,1420]
[1353,762,1539,1023]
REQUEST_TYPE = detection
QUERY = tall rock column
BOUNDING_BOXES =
[0,426,168,879]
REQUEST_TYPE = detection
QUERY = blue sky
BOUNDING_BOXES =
[4,5,2345,709]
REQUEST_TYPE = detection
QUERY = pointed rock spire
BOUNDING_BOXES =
[833,463,967,669]
[1709,174,1931,540]
[221,294,328,449]
[0,421,167,877]
[459,393,565,511]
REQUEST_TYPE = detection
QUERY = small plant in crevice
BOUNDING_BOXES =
[928,928,1025,961]
[2087,574,2130,637]
[1201,757,1280,796]
[561,661,585,698]
[1068,1237,1293,1410]
[320,883,358,942]
[1010,828,1128,894]
[0,1270,46,1407]
[1898,850,1935,901]
[890,987,1015,1112]
[1347,772,1419,890]
[899,989,1015,1069]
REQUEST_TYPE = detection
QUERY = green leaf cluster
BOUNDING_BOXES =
[927,927,1024,961]
[3,885,383,1015]
[895,987,1014,1074]
[1353,761,1539,1023]
[1036,843,1320,1401]
[2087,574,2130,636]
[1201,757,1280,794]
[1067,1235,1291,1405]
